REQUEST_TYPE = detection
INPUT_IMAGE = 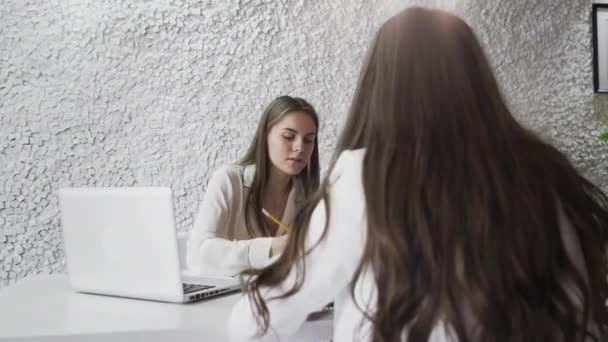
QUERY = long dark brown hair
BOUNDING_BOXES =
[240,95,320,237]
[242,7,608,342]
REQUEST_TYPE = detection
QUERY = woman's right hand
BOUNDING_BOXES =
[270,235,288,257]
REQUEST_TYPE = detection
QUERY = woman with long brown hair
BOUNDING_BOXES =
[186,95,320,277]
[227,6,608,342]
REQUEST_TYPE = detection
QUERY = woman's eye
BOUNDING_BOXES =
[304,139,314,144]
[282,135,295,140]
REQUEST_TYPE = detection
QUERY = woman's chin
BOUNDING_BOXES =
[281,165,305,176]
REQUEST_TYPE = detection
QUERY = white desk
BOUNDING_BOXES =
[0,274,332,341]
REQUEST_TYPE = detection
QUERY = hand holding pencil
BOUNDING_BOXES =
[262,208,290,257]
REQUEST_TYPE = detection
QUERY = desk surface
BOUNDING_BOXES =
[0,274,332,342]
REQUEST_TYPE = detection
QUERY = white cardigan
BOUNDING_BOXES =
[186,164,303,277]
[226,149,588,342]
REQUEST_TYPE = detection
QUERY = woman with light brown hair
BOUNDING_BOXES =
[227,6,608,342]
[186,95,320,277]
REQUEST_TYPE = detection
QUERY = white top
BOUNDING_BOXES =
[226,149,588,342]
[187,164,303,277]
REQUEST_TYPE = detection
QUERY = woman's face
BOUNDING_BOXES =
[267,111,317,177]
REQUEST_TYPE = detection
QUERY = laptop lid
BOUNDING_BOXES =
[59,187,185,302]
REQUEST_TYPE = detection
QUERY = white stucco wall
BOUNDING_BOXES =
[0,0,601,287]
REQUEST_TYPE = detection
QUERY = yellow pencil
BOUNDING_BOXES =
[261,208,290,233]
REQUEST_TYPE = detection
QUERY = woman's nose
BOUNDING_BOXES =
[293,138,302,152]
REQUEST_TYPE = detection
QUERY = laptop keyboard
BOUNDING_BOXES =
[182,283,215,294]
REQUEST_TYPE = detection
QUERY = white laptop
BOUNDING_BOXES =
[58,187,241,303]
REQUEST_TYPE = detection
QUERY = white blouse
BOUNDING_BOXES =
[186,164,303,277]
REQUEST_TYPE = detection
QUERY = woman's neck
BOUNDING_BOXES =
[267,167,292,197]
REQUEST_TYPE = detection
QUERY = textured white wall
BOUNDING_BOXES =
[0,0,601,288]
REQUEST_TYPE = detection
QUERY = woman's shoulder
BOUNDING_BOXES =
[329,149,366,184]
[215,163,246,175]
[339,148,366,162]
[208,164,249,187]
[334,148,366,172]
